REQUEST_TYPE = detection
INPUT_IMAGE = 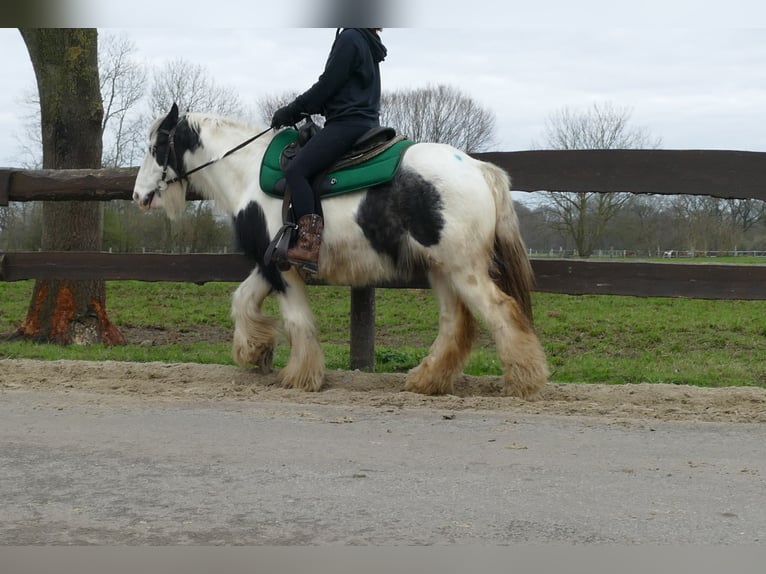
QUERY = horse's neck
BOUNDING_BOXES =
[188,117,272,215]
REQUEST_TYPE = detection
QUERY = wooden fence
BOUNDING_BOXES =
[2,149,766,368]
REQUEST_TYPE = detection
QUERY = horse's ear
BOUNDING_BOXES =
[158,103,179,132]
[168,102,179,124]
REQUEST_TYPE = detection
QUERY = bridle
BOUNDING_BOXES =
[153,122,182,194]
[151,115,273,197]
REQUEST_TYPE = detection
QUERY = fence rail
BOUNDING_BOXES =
[2,149,766,368]
[2,252,765,300]
[3,149,766,206]
[529,249,766,259]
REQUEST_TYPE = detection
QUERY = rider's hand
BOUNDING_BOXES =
[271,102,301,128]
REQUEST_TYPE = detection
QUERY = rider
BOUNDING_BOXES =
[270,28,387,272]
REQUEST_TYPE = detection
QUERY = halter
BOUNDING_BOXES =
[152,116,273,196]
[154,123,181,194]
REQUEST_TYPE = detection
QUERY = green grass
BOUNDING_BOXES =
[532,255,766,265]
[108,281,235,329]
[535,294,765,386]
[1,280,765,388]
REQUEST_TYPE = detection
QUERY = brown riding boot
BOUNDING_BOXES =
[287,213,324,273]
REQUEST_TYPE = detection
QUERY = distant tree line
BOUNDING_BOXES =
[518,194,766,257]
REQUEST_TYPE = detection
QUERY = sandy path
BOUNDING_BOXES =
[2,359,764,423]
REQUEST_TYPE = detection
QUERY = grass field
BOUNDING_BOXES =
[532,255,766,265]
[1,279,765,388]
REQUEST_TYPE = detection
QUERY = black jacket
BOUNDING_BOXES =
[293,28,387,126]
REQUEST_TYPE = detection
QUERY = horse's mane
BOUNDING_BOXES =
[186,113,265,139]
[182,113,273,162]
[149,110,268,143]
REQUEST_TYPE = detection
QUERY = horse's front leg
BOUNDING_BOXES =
[231,269,278,373]
[276,270,325,391]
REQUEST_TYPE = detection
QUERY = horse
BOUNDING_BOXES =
[132,103,549,397]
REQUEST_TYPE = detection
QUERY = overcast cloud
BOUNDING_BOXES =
[1,3,765,165]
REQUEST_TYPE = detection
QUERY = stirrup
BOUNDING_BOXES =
[264,221,297,270]
[286,256,319,274]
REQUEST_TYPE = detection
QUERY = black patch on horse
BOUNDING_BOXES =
[356,169,445,265]
[152,113,203,176]
[234,201,286,293]
[174,120,202,155]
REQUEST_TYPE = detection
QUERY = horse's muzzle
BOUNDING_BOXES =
[134,190,155,209]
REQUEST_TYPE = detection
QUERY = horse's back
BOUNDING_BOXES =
[402,142,496,194]
[396,142,499,227]
[401,141,483,170]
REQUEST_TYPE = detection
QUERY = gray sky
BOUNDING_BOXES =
[2,2,766,165]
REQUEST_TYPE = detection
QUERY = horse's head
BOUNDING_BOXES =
[133,103,197,219]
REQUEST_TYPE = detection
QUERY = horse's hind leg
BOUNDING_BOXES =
[405,271,478,395]
[451,266,548,398]
[231,270,278,373]
[275,270,325,391]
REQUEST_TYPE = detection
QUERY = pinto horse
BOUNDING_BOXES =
[133,104,548,397]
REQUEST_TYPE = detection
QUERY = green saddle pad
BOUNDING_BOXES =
[259,128,415,199]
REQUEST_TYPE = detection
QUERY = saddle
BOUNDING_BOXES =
[261,119,414,270]
[259,119,414,199]
[281,120,400,168]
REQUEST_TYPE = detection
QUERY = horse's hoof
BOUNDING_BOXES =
[404,367,453,395]
[232,339,275,372]
[280,370,324,392]
[404,381,451,395]
[281,377,324,392]
[503,371,548,399]
[257,348,274,374]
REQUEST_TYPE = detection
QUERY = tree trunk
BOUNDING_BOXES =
[17,28,124,345]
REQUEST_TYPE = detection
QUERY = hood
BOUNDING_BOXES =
[356,28,387,63]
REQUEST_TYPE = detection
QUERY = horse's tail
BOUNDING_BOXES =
[481,162,535,325]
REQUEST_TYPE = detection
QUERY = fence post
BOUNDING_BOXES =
[0,170,11,206]
[349,286,375,370]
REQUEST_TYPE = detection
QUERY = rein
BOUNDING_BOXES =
[155,121,273,192]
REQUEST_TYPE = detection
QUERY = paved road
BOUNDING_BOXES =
[1,389,764,544]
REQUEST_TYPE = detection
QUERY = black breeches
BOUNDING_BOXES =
[284,121,372,219]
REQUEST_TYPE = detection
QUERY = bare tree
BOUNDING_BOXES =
[258,84,497,152]
[728,198,766,234]
[669,195,741,254]
[100,32,147,168]
[0,203,42,252]
[381,84,497,152]
[12,31,147,171]
[256,91,328,129]
[147,59,246,118]
[11,84,42,169]
[3,32,146,256]
[538,102,662,257]
[599,195,667,257]
[256,92,298,126]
